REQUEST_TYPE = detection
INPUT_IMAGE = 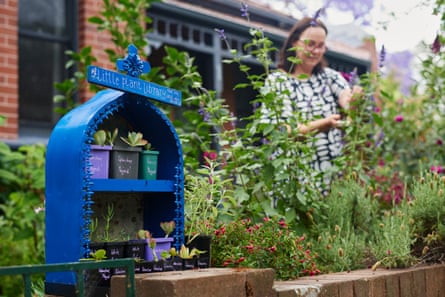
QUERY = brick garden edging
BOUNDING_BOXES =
[273,264,445,297]
[111,264,445,297]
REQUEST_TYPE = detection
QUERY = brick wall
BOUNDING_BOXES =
[0,0,18,140]
[78,0,115,102]
[0,0,116,140]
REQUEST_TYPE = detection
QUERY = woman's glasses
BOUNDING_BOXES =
[299,39,326,52]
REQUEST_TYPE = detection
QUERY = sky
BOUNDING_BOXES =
[328,0,441,53]
[257,0,441,54]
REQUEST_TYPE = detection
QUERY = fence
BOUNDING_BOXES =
[0,258,135,297]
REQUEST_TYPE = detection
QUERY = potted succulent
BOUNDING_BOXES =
[178,244,205,270]
[137,222,175,263]
[110,131,147,179]
[164,248,183,271]
[89,128,117,179]
[135,231,165,272]
[160,248,179,271]
[139,142,160,180]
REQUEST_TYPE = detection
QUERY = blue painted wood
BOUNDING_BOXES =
[46,45,184,291]
[91,179,174,192]
[87,44,181,106]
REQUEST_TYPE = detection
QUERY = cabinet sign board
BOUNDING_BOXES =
[87,44,182,107]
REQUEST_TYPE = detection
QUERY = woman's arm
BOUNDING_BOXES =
[285,114,342,135]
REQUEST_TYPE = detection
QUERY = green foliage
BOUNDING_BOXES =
[184,159,234,241]
[0,143,46,296]
[53,46,98,115]
[408,173,445,263]
[53,0,159,115]
[312,175,378,272]
[120,131,148,147]
[370,204,416,270]
[93,128,119,146]
[211,217,319,280]
[89,0,155,63]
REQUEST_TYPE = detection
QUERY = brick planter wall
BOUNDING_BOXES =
[274,264,445,297]
[111,264,445,297]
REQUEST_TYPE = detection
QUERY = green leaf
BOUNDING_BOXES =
[88,16,104,25]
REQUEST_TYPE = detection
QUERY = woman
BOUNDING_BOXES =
[263,16,362,193]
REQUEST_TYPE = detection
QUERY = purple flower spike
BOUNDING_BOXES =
[379,45,386,68]
[214,28,227,41]
[240,2,249,18]
[310,8,324,26]
[431,34,441,54]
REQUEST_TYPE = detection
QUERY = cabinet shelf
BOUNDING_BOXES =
[91,179,175,192]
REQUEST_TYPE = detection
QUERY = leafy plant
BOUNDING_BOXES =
[211,217,320,280]
[120,131,148,147]
[370,205,416,270]
[0,143,45,296]
[184,158,233,244]
[93,130,107,146]
[149,238,158,262]
[160,221,175,237]
[96,203,116,242]
[178,244,203,259]
[93,128,118,146]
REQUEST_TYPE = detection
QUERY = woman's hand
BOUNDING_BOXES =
[298,114,342,134]
[339,85,363,110]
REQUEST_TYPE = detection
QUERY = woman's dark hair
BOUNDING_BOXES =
[279,17,328,74]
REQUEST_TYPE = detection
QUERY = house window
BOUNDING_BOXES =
[18,0,75,134]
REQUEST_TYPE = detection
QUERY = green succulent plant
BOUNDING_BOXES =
[120,131,148,147]
[93,128,118,146]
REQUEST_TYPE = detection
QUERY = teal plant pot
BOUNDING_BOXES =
[139,150,159,180]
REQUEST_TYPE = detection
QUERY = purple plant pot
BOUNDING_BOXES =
[90,145,112,179]
[144,237,174,261]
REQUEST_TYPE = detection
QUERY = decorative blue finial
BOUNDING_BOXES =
[116,44,151,78]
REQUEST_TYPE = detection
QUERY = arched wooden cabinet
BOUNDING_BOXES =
[45,88,184,293]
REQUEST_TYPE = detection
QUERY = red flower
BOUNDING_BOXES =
[431,165,443,174]
[394,114,404,122]
[278,220,287,228]
[269,246,277,253]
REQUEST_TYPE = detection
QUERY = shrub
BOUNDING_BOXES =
[211,217,319,280]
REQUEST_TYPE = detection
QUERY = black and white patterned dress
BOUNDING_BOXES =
[263,67,349,189]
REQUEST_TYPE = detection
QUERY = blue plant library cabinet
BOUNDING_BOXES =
[45,45,184,294]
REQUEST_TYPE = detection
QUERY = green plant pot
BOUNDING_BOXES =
[139,150,159,180]
[109,146,141,179]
